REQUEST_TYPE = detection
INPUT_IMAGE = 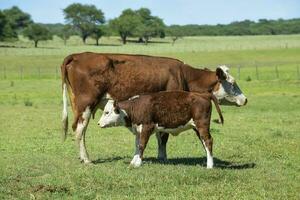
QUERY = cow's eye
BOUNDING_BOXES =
[104,111,109,115]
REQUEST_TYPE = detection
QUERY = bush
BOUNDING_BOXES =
[24,99,33,106]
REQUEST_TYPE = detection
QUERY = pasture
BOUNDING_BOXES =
[0,35,299,199]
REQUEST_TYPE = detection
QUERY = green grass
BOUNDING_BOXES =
[0,35,300,199]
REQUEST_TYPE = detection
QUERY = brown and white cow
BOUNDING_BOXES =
[61,52,247,163]
[98,91,224,168]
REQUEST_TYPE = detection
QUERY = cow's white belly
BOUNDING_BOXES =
[155,119,195,136]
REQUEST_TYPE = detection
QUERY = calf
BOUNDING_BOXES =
[98,91,224,168]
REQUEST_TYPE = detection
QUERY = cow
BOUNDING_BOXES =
[61,52,247,164]
[98,91,224,168]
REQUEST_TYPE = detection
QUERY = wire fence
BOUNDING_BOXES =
[1,65,300,81]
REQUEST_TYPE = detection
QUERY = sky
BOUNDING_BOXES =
[0,0,300,25]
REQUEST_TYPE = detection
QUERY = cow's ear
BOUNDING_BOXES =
[216,67,227,80]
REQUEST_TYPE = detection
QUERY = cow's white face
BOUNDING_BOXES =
[98,100,126,128]
[213,65,247,106]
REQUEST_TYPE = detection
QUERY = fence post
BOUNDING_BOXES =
[38,67,41,79]
[297,65,300,80]
[238,65,241,80]
[275,66,279,79]
[255,65,259,80]
[3,66,6,79]
[20,66,23,80]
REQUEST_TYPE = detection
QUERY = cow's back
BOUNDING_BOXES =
[65,52,186,102]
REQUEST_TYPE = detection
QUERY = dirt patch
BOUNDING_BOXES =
[30,184,70,194]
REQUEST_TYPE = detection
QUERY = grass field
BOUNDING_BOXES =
[0,35,299,199]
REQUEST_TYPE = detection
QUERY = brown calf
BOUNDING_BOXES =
[99,91,224,168]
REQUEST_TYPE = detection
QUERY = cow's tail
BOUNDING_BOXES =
[61,55,73,141]
[211,94,224,125]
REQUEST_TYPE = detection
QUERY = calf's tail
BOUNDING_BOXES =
[211,94,224,125]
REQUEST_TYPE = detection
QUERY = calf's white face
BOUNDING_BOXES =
[98,100,125,128]
[213,65,247,106]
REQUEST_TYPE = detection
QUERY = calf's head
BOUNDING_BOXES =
[214,65,247,106]
[98,100,126,128]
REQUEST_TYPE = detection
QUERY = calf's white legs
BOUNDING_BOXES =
[130,133,142,167]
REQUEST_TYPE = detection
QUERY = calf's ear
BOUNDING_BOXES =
[113,101,120,114]
[216,67,227,80]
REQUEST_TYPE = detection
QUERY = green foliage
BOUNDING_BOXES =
[63,3,105,44]
[3,6,32,30]
[91,25,106,46]
[23,24,52,47]
[165,18,300,36]
[57,24,74,45]
[0,11,7,40]
[1,6,32,40]
[109,9,142,44]
[110,8,165,44]
[167,25,185,45]
[135,8,165,44]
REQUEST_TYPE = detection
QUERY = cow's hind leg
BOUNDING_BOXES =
[73,106,92,164]
[156,132,169,161]
[194,127,213,169]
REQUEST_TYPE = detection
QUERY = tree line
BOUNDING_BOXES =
[1,4,300,47]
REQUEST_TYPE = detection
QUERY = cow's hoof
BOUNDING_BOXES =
[157,157,167,163]
[206,164,213,169]
[80,159,92,164]
[129,155,142,168]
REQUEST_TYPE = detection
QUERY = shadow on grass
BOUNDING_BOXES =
[92,156,127,164]
[144,157,256,170]
[0,45,60,49]
[87,43,122,47]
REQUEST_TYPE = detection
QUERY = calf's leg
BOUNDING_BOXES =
[194,127,214,169]
[130,132,142,167]
[130,125,154,168]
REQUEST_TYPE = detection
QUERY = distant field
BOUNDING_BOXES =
[0,35,299,199]
[1,35,300,81]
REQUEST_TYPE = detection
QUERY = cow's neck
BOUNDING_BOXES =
[181,64,218,92]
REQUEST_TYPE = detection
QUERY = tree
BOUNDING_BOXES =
[109,9,142,44]
[135,8,165,44]
[2,6,32,39]
[91,25,104,46]
[166,25,184,45]
[0,11,7,40]
[23,24,52,47]
[58,24,73,45]
[63,3,105,44]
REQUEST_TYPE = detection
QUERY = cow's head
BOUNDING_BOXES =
[214,65,247,106]
[98,100,126,128]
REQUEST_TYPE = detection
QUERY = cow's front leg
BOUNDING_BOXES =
[156,132,169,161]
[130,132,142,168]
